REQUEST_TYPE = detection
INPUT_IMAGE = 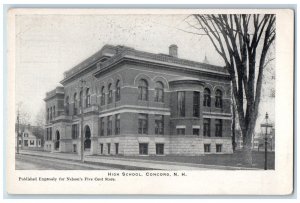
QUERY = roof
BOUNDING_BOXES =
[60,44,229,85]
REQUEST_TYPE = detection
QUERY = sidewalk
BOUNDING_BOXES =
[18,150,259,170]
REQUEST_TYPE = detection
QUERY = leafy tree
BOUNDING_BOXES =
[191,14,275,155]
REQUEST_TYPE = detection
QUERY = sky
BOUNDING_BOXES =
[15,13,275,132]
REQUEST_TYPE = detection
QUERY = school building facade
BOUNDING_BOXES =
[44,44,233,156]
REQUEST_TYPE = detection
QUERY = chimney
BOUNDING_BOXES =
[169,44,178,57]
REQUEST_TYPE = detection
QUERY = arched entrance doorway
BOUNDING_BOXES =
[84,125,91,150]
[55,131,60,150]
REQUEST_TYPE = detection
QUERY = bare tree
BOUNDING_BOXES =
[16,102,31,131]
[190,14,275,156]
[33,108,46,146]
[16,102,31,151]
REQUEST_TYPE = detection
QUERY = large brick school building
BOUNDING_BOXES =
[44,44,233,156]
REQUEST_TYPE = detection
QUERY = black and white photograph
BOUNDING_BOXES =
[6,8,294,195]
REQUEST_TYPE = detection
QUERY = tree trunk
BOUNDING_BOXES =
[231,93,236,151]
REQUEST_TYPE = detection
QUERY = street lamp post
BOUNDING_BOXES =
[261,112,272,170]
[79,79,86,163]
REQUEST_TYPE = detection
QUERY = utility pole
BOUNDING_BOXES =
[16,109,20,154]
[79,79,86,163]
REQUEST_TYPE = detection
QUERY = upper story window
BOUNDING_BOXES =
[203,118,211,137]
[155,115,164,135]
[65,96,69,115]
[108,84,113,104]
[154,81,164,102]
[215,89,223,108]
[79,91,83,108]
[203,88,211,107]
[138,113,148,134]
[215,119,223,137]
[73,93,78,115]
[47,108,50,121]
[50,107,52,120]
[86,88,91,108]
[72,124,79,139]
[115,114,120,135]
[53,106,55,118]
[177,91,185,117]
[101,86,105,106]
[107,116,112,136]
[115,80,121,102]
[99,117,104,136]
[193,91,200,117]
[138,79,148,101]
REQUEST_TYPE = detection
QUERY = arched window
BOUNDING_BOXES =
[86,88,91,108]
[73,93,77,115]
[215,89,223,108]
[154,81,164,102]
[203,88,211,107]
[138,79,148,101]
[108,84,113,104]
[115,80,121,101]
[101,86,105,105]
[79,91,82,107]
[50,107,52,120]
[65,96,69,115]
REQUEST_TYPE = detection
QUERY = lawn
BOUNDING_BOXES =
[124,151,275,169]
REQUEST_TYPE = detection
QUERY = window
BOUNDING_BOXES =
[72,124,79,139]
[215,89,223,108]
[193,91,200,117]
[154,81,164,102]
[193,128,200,136]
[50,107,52,120]
[108,84,113,104]
[107,116,112,136]
[216,144,222,153]
[73,144,77,152]
[53,106,55,118]
[115,80,121,101]
[139,143,148,155]
[176,128,185,135]
[203,88,211,107]
[99,117,105,136]
[204,144,211,152]
[107,143,111,154]
[24,140,28,147]
[73,93,78,115]
[215,119,222,137]
[65,96,69,115]
[138,114,148,134]
[101,86,105,105]
[177,91,185,117]
[86,88,91,107]
[100,143,103,154]
[155,115,164,135]
[203,118,211,137]
[115,114,120,135]
[30,140,34,145]
[79,91,83,108]
[115,143,119,155]
[49,128,52,140]
[47,108,49,121]
[156,143,164,155]
[138,79,148,101]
